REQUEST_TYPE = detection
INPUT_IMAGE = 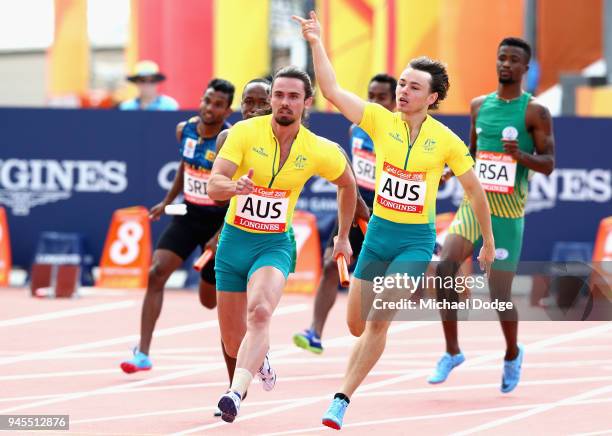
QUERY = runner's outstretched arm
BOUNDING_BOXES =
[293,11,365,125]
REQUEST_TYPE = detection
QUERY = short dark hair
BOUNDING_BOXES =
[244,77,270,88]
[408,57,449,110]
[243,78,271,93]
[272,66,314,100]
[207,78,235,107]
[370,73,397,93]
[498,37,532,63]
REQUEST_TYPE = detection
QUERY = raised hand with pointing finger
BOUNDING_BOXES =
[292,11,321,44]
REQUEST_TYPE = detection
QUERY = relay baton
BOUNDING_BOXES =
[336,255,350,287]
[193,248,213,272]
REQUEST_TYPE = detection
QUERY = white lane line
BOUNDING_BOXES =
[170,323,437,435]
[66,376,612,426]
[6,365,612,405]
[0,303,308,366]
[0,370,411,405]
[3,343,610,362]
[262,397,612,436]
[3,339,609,362]
[446,323,612,436]
[0,366,208,414]
[0,301,136,327]
[451,384,612,436]
[571,430,612,436]
[0,347,233,358]
[0,303,309,414]
[5,357,610,383]
[5,322,428,432]
[0,363,204,382]
[172,322,612,435]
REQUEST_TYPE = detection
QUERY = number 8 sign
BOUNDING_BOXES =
[110,221,144,265]
[97,207,151,289]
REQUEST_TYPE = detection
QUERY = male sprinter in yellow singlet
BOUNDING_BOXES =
[429,37,555,393]
[294,11,496,429]
[208,66,357,423]
[212,78,271,417]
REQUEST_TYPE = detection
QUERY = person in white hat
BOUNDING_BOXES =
[119,60,179,110]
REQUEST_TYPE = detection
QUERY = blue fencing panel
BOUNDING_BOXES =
[0,108,610,268]
[33,231,94,285]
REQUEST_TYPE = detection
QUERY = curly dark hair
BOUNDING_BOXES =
[206,78,235,107]
[409,57,449,110]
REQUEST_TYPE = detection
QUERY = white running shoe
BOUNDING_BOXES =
[257,352,276,391]
[217,391,241,423]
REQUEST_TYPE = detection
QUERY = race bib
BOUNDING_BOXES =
[475,151,517,194]
[183,137,197,159]
[352,146,376,191]
[376,162,426,213]
[184,166,214,206]
[234,186,291,233]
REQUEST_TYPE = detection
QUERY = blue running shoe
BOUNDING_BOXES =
[120,347,152,374]
[217,390,241,423]
[427,352,465,384]
[501,344,524,393]
[293,328,323,354]
[322,397,349,430]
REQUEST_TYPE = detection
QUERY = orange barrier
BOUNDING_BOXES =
[336,255,350,287]
[96,206,151,289]
[0,207,11,287]
[193,248,213,272]
[285,211,321,294]
[593,216,612,261]
[591,216,612,302]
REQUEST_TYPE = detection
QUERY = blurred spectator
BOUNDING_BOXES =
[526,59,541,95]
[119,60,179,110]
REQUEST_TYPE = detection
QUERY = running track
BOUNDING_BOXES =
[1,287,611,435]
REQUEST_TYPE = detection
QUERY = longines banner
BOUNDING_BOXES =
[0,109,610,267]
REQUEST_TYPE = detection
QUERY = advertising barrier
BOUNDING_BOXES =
[0,109,610,271]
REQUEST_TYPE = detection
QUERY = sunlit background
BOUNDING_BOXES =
[0,0,610,115]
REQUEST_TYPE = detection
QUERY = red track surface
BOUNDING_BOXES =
[1,287,611,435]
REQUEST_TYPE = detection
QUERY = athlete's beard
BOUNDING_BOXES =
[274,115,296,126]
[499,76,517,85]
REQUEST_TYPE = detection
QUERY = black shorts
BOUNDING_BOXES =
[325,215,369,265]
[157,204,227,284]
